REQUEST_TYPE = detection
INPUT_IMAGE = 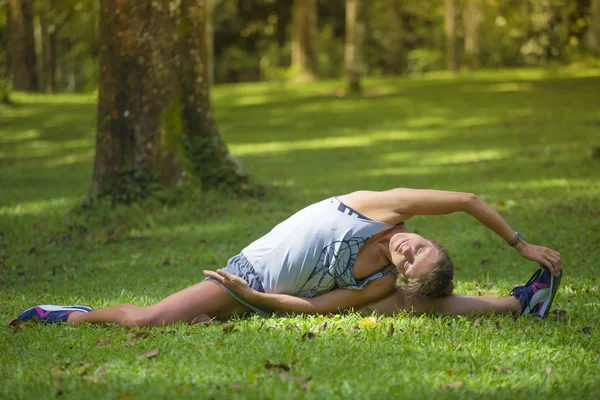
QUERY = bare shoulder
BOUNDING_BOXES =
[338,189,413,224]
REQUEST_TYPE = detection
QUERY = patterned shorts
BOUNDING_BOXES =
[205,253,273,317]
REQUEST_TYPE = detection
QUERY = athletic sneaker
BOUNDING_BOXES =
[15,305,92,324]
[511,268,562,318]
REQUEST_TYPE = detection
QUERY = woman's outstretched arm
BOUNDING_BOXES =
[203,269,396,315]
[340,188,562,276]
[360,286,520,316]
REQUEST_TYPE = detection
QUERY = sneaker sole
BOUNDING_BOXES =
[538,270,563,319]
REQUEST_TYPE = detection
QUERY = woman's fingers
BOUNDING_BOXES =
[203,270,224,283]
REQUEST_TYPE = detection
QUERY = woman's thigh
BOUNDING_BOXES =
[146,280,252,324]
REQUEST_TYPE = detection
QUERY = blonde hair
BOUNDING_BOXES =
[403,241,454,299]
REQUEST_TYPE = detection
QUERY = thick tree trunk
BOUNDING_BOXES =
[206,0,218,85]
[385,0,404,75]
[291,0,318,81]
[444,0,457,72]
[591,0,600,56]
[8,0,38,91]
[345,0,363,94]
[463,0,480,69]
[90,0,245,201]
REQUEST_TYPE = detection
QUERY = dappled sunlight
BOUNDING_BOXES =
[0,138,93,160]
[230,129,446,156]
[0,196,81,216]
[0,129,41,143]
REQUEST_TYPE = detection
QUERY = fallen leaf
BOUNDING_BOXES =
[582,327,592,334]
[349,325,361,331]
[440,381,464,390]
[495,322,503,332]
[190,314,215,326]
[359,317,377,328]
[231,384,240,392]
[116,392,134,400]
[137,348,160,359]
[473,318,481,327]
[28,247,39,255]
[214,337,224,346]
[553,309,567,320]
[94,338,111,346]
[82,375,99,384]
[265,361,291,371]
[319,321,328,331]
[480,259,489,265]
[448,338,458,347]
[278,372,312,384]
[301,332,316,341]
[387,323,395,337]
[446,370,454,376]
[0,261,7,269]
[501,367,511,374]
[546,367,553,376]
[221,322,236,333]
[487,281,496,288]
[472,240,481,248]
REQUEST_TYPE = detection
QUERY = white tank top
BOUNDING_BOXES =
[242,197,393,297]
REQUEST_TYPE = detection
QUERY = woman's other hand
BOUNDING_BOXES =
[203,269,257,300]
[515,242,562,276]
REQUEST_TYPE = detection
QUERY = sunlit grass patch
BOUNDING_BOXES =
[1,68,599,399]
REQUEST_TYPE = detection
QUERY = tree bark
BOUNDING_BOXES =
[39,0,56,93]
[206,0,218,85]
[8,0,38,91]
[385,0,404,75]
[592,0,600,56]
[90,0,245,201]
[291,0,318,81]
[345,0,363,94]
[444,0,457,72]
[463,0,480,69]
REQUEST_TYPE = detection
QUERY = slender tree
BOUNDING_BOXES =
[592,0,600,56]
[8,0,37,91]
[385,0,405,75]
[291,0,318,81]
[463,0,480,69]
[90,0,246,201]
[345,0,364,93]
[444,0,457,72]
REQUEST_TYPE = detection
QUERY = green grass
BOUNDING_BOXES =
[1,67,600,399]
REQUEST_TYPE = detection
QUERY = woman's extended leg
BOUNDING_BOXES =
[66,280,249,327]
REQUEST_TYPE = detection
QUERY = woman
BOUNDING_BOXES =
[14,188,562,326]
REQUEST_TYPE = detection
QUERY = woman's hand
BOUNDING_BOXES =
[203,269,257,300]
[515,242,562,276]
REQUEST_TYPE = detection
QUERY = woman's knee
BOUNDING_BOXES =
[118,304,157,327]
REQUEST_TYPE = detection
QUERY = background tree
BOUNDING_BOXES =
[345,0,364,93]
[8,0,37,91]
[385,0,405,74]
[592,0,600,55]
[90,0,245,201]
[444,0,457,72]
[463,0,480,69]
[291,0,318,81]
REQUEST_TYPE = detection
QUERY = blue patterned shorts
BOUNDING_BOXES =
[205,253,273,317]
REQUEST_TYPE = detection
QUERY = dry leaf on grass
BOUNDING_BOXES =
[137,348,160,359]
[301,332,316,341]
[387,323,395,337]
[582,327,592,334]
[440,381,464,390]
[94,338,111,346]
[190,314,215,326]
[221,322,236,333]
[360,317,377,327]
[265,360,291,371]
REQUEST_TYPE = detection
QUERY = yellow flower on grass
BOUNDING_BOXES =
[360,317,377,328]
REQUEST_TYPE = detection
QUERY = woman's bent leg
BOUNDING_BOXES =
[67,280,250,327]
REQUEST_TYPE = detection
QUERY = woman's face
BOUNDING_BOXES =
[387,232,439,280]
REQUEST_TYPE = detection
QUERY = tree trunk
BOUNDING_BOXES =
[385,0,404,75]
[591,0,600,56]
[345,0,363,94]
[291,0,318,81]
[444,0,457,72]
[90,0,246,201]
[40,0,56,93]
[463,0,480,69]
[8,0,38,91]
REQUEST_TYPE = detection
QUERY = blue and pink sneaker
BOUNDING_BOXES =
[512,268,562,318]
[15,305,93,324]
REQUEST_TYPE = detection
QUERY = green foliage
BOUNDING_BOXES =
[1,70,600,398]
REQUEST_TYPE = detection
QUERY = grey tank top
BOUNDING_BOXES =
[241,197,394,297]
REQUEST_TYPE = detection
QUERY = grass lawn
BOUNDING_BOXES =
[1,67,599,399]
